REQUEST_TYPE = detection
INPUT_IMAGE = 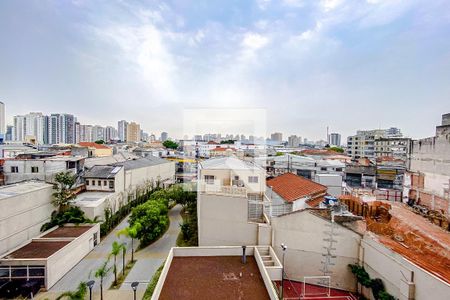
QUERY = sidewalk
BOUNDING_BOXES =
[119,205,182,292]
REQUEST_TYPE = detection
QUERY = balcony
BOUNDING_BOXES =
[199,182,247,197]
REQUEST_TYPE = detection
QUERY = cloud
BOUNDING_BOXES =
[320,0,344,12]
[282,0,305,8]
[256,0,271,10]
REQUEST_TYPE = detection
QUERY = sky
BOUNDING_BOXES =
[1,0,450,141]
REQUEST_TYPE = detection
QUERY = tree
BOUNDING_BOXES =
[117,222,141,262]
[128,200,169,246]
[121,242,127,276]
[110,241,125,286]
[163,140,178,149]
[95,140,105,144]
[52,172,77,213]
[55,282,87,300]
[95,259,111,300]
[220,139,235,144]
[329,146,344,153]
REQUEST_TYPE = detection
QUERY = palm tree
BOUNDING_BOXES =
[55,282,87,300]
[121,242,127,276]
[117,222,141,262]
[95,259,111,300]
[110,241,125,285]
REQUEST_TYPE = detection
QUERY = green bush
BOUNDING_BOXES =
[129,199,169,246]
[349,264,397,300]
[348,264,372,287]
[41,207,92,232]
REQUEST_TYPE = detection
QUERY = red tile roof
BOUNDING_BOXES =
[78,142,110,150]
[267,173,327,202]
[212,147,236,152]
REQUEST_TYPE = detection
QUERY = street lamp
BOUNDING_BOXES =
[131,281,139,300]
[86,280,95,300]
[280,243,287,300]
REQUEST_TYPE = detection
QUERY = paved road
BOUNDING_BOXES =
[119,205,182,291]
[49,215,133,293]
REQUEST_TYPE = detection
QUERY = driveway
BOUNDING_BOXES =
[119,205,182,291]
[48,215,133,293]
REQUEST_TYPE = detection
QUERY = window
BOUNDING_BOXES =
[92,180,95,186]
[336,168,343,172]
[204,175,215,184]
[248,176,258,183]
[98,180,101,186]
[109,181,114,189]
[104,180,107,186]
[86,180,90,186]
[320,167,327,171]
[11,166,19,173]
[31,166,39,173]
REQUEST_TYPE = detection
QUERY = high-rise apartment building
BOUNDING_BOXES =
[329,133,341,146]
[126,122,141,143]
[78,125,94,142]
[5,125,13,141]
[288,135,302,147]
[47,113,76,144]
[117,120,128,142]
[161,131,168,142]
[13,115,26,142]
[347,129,402,159]
[92,125,105,142]
[105,126,117,142]
[271,132,283,143]
[0,101,5,135]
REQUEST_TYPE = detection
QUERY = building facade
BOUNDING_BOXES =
[329,133,341,146]
[117,120,128,142]
[405,113,450,217]
[126,122,141,143]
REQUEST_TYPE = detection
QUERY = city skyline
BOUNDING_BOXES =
[1,103,442,143]
[1,1,450,140]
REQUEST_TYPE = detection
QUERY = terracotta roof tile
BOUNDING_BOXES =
[267,173,327,202]
[79,142,110,150]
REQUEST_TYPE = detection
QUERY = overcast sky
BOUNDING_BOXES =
[1,0,450,140]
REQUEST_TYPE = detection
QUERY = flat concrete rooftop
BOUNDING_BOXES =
[0,181,52,200]
[73,191,114,207]
[159,256,270,300]
[41,226,91,238]
[4,241,70,259]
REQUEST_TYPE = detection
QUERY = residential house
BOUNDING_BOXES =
[266,173,328,216]
[78,142,113,157]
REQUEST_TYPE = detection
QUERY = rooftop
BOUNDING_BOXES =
[211,147,236,151]
[41,226,91,238]
[73,192,114,207]
[159,256,270,300]
[84,152,139,168]
[84,165,122,179]
[3,241,70,259]
[200,156,262,171]
[0,181,52,200]
[267,172,327,202]
[78,142,111,150]
[112,156,170,170]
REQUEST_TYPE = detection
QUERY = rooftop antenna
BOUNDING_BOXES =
[326,126,330,145]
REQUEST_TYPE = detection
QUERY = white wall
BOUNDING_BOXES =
[124,162,175,190]
[46,224,100,289]
[0,183,54,255]
[271,211,361,291]
[198,194,258,246]
[361,235,450,300]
